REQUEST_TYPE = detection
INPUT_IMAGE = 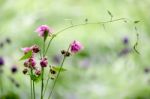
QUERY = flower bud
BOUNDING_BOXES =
[40,58,48,67]
[11,66,18,74]
[23,68,28,74]
[50,69,56,74]
[35,69,41,75]
[31,45,40,53]
[61,50,66,55]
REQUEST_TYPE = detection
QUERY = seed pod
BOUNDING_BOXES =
[61,50,66,55]
[23,68,28,74]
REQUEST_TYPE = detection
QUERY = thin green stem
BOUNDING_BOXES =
[33,81,35,99]
[30,70,33,99]
[43,77,50,96]
[48,56,66,99]
[55,18,126,36]
[41,67,44,99]
[0,73,3,96]
[48,46,70,99]
[44,37,54,56]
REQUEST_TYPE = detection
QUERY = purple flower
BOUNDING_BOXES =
[28,58,36,68]
[35,25,53,37]
[0,57,4,66]
[31,45,40,53]
[40,58,48,67]
[123,37,129,45]
[35,69,41,75]
[70,40,84,53]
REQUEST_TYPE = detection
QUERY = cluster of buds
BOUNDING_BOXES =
[49,66,57,80]
[22,45,44,75]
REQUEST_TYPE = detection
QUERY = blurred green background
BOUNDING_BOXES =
[0,0,150,99]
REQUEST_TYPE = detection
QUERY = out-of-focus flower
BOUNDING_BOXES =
[40,58,48,67]
[0,57,4,66]
[31,45,40,53]
[6,38,11,44]
[21,47,32,54]
[35,25,53,37]
[35,69,41,75]
[70,40,84,53]
[123,37,129,45]
[0,42,4,48]
[11,66,18,73]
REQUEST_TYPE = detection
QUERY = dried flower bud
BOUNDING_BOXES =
[23,68,28,74]
[65,52,71,57]
[50,69,56,74]
[70,40,84,53]
[31,45,40,53]
[11,66,18,74]
[61,50,66,55]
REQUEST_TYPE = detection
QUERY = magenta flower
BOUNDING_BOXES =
[31,45,40,53]
[35,25,53,37]
[28,58,36,68]
[35,69,41,75]
[40,58,48,67]
[21,47,32,54]
[70,40,84,53]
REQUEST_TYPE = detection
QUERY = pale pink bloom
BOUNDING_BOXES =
[35,69,41,75]
[35,25,53,37]
[21,47,31,54]
[70,40,84,53]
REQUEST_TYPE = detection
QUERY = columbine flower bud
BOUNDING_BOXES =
[40,58,48,67]
[31,45,40,53]
[23,68,28,74]
[28,58,36,68]
[70,40,84,53]
[61,50,66,55]
[0,57,4,67]
[21,47,32,54]
[35,69,41,75]
[35,25,53,37]
[50,69,56,74]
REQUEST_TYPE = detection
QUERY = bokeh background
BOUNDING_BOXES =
[0,0,150,99]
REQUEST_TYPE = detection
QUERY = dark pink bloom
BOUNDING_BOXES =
[40,58,48,67]
[21,47,32,54]
[35,69,41,75]
[35,25,53,37]
[31,45,40,53]
[70,40,84,53]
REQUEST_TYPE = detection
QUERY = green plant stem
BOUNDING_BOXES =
[41,67,44,99]
[43,77,50,96]
[0,73,3,96]
[44,36,54,56]
[33,81,35,99]
[30,69,33,99]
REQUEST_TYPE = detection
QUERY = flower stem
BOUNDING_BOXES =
[41,67,44,99]
[43,77,50,96]
[48,56,66,99]
[0,73,3,96]
[33,81,35,99]
[30,70,33,99]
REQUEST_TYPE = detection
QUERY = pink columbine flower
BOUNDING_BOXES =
[70,40,84,53]
[40,58,48,67]
[21,47,32,54]
[28,58,36,68]
[35,25,53,37]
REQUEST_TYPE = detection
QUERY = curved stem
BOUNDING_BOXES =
[55,18,125,36]
[41,67,44,99]
[44,37,54,56]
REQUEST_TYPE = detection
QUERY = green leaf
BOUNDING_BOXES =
[30,74,41,82]
[52,66,67,72]
[134,20,140,24]
[44,31,48,42]
[19,50,32,61]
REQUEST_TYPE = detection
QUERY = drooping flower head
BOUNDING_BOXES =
[0,57,4,67]
[70,40,84,53]
[40,57,48,67]
[35,25,53,37]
